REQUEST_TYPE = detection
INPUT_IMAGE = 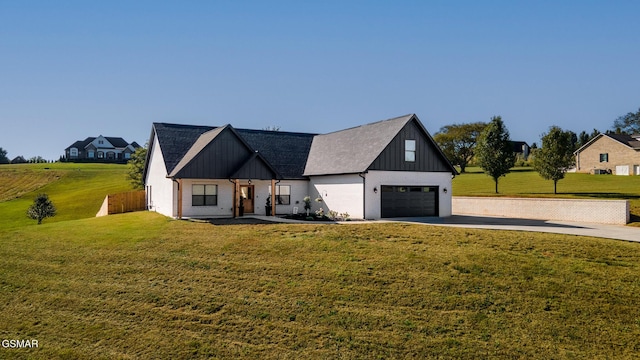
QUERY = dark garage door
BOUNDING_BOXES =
[381,186,438,218]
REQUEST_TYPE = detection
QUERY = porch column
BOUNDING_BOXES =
[271,179,276,217]
[234,179,240,218]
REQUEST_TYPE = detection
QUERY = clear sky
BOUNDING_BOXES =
[1,0,639,161]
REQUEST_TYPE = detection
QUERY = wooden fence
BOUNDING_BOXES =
[96,190,146,217]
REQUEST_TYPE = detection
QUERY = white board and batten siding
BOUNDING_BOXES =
[144,134,177,218]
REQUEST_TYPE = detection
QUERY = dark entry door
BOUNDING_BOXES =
[381,186,438,218]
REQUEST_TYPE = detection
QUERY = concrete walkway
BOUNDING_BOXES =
[243,215,640,243]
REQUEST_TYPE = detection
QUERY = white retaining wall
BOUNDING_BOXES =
[453,197,630,225]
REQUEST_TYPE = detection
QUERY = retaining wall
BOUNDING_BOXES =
[452,197,630,225]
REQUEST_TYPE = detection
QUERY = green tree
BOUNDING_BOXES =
[475,116,516,193]
[532,126,576,194]
[433,122,487,173]
[27,193,57,224]
[127,146,148,189]
[613,107,640,134]
[0,147,9,164]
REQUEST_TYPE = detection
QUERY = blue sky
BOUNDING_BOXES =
[1,0,639,160]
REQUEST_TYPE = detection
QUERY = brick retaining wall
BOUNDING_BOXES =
[452,197,630,225]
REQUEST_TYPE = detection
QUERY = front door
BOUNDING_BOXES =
[240,185,254,214]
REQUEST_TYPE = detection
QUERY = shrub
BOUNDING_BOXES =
[27,193,57,225]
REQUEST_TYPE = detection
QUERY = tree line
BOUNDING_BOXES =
[434,107,640,194]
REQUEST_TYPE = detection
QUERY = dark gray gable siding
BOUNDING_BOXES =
[173,128,254,179]
[369,119,454,172]
[230,153,278,180]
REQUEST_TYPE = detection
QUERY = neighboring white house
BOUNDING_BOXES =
[65,135,140,162]
[143,114,458,220]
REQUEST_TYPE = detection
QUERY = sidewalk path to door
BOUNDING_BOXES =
[384,215,640,243]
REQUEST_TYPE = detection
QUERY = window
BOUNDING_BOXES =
[88,150,95,158]
[405,140,416,162]
[269,185,291,205]
[192,184,217,206]
[600,153,609,162]
[277,186,291,205]
[124,152,131,159]
[70,148,78,157]
[97,151,104,159]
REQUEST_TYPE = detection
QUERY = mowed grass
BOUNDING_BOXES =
[0,163,133,228]
[453,167,640,225]
[1,212,640,359]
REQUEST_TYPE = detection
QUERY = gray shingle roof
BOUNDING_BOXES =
[168,126,228,177]
[303,114,414,176]
[152,122,315,179]
[153,123,216,175]
[607,133,640,149]
[236,129,315,179]
[65,136,135,150]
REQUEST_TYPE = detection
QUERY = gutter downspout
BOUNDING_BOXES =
[358,172,366,220]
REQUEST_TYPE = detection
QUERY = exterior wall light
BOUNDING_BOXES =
[443,188,448,194]
[373,187,378,194]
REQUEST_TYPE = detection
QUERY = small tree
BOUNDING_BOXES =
[27,193,57,224]
[127,146,148,189]
[532,126,575,194]
[475,116,516,193]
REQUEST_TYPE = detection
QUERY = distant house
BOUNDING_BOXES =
[510,141,530,160]
[11,156,27,164]
[143,114,458,220]
[65,136,140,163]
[574,133,640,175]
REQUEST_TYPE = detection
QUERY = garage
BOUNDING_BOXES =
[381,185,438,218]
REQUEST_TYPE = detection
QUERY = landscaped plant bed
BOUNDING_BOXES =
[282,213,334,222]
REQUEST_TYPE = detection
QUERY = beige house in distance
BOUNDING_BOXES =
[574,133,640,175]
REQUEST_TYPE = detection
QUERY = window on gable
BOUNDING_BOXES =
[405,140,416,162]
[600,153,609,162]
[192,184,218,206]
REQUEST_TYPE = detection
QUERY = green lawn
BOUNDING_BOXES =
[1,163,640,358]
[453,167,640,225]
[1,212,639,359]
[0,163,133,229]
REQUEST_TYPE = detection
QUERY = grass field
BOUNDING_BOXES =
[1,212,640,359]
[0,163,133,228]
[453,167,640,225]
[1,163,640,358]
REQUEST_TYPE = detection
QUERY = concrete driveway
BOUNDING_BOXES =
[385,215,640,243]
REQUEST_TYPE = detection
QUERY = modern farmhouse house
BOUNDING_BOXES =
[65,136,140,163]
[143,114,458,220]
[574,133,640,175]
